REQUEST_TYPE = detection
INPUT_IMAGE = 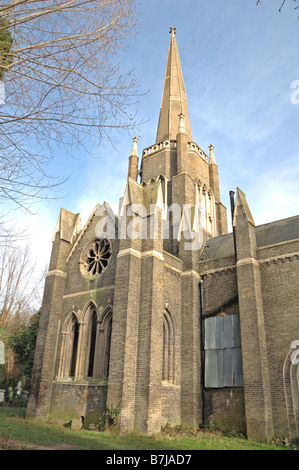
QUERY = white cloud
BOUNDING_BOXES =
[247,155,299,225]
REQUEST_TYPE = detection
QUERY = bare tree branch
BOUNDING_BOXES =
[0,0,141,214]
[0,244,43,326]
[256,0,299,12]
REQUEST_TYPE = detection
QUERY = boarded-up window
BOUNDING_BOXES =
[204,314,243,388]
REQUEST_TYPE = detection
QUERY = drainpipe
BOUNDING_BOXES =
[199,277,205,426]
[229,191,237,259]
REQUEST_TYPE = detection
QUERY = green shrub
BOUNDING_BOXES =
[95,405,121,431]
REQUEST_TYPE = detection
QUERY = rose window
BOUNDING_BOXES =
[83,239,112,277]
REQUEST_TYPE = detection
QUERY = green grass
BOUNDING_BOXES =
[0,406,296,450]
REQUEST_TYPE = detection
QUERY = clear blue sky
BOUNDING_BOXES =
[13,0,299,278]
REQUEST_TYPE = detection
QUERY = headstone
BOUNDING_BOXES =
[15,380,22,397]
[0,341,4,365]
[8,386,13,402]
[71,418,83,430]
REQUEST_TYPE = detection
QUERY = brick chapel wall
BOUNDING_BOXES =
[162,253,182,426]
[141,147,211,189]
[142,148,177,182]
[162,383,181,427]
[258,240,299,440]
[52,214,119,382]
[163,253,182,386]
[199,257,246,434]
[184,150,210,187]
[200,258,238,316]
[204,388,246,435]
[27,232,72,418]
[50,382,108,428]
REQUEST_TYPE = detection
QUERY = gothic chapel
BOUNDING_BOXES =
[27,29,299,443]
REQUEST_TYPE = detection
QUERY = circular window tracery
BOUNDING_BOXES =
[83,239,112,278]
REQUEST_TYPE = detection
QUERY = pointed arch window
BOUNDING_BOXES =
[87,309,97,377]
[78,303,98,378]
[58,304,113,381]
[162,310,175,383]
[70,320,79,377]
[94,308,113,379]
[158,174,168,207]
[58,312,80,379]
[195,181,217,236]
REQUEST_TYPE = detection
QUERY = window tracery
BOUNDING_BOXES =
[57,304,113,381]
[81,239,112,279]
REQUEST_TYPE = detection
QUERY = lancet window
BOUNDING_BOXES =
[57,312,80,379]
[196,181,216,236]
[57,304,113,380]
[162,310,175,383]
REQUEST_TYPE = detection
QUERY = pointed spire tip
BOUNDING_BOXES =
[156,27,192,143]
[169,26,177,37]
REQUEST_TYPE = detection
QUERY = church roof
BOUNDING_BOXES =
[256,215,299,248]
[201,232,235,261]
[201,215,299,261]
[156,27,192,143]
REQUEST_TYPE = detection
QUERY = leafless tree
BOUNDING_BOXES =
[0,1,140,211]
[256,0,298,13]
[0,243,44,326]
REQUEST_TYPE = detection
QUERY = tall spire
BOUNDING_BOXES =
[156,27,192,143]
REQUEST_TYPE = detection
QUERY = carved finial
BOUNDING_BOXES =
[178,112,185,133]
[131,136,138,157]
[169,26,177,37]
[209,144,216,165]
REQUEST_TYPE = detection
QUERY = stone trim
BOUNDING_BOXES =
[199,265,236,277]
[199,251,299,278]
[117,248,164,261]
[257,237,299,252]
[164,263,182,275]
[46,269,67,279]
[236,257,260,268]
[181,269,202,279]
[117,247,141,258]
[259,251,299,265]
[142,250,164,260]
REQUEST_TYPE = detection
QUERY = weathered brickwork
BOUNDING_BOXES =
[204,388,246,435]
[27,30,299,443]
[260,254,299,439]
[50,382,108,428]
